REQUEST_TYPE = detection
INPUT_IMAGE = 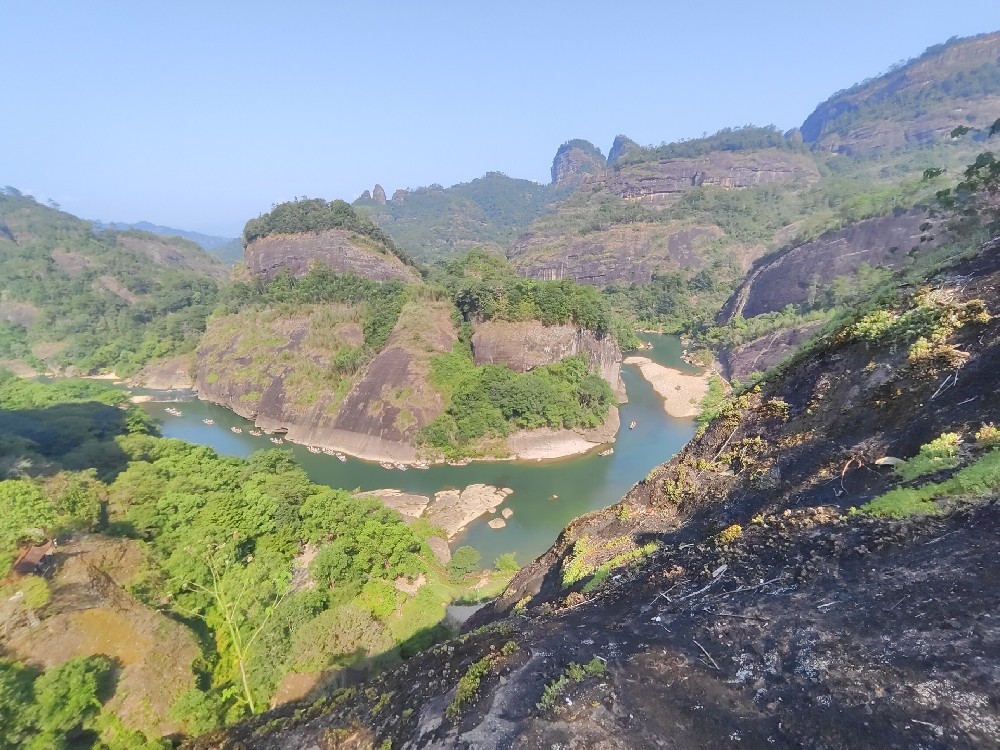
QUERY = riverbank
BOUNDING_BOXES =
[622,356,712,418]
[137,390,618,466]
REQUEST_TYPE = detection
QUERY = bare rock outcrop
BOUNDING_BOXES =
[604,149,819,205]
[471,319,622,396]
[128,353,194,389]
[372,184,387,204]
[511,223,726,286]
[243,229,419,283]
[721,321,825,382]
[550,139,607,185]
[719,209,932,322]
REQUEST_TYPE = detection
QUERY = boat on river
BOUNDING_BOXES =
[629,420,637,429]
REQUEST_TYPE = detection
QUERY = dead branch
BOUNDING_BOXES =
[693,639,721,670]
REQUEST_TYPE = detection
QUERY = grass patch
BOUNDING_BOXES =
[859,448,1000,518]
[537,657,606,711]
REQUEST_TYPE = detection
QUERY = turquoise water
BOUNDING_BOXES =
[142,335,697,565]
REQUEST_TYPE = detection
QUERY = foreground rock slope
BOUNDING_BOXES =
[191,237,1000,748]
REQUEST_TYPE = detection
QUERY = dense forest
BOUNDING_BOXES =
[0,374,515,746]
[0,190,222,376]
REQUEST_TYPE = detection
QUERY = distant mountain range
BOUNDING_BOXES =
[91,220,242,264]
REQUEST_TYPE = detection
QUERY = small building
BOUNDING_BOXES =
[12,540,54,577]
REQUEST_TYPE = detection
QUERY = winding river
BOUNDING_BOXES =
[141,334,699,564]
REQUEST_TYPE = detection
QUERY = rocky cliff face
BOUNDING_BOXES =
[196,300,456,461]
[471,319,624,397]
[551,139,607,185]
[802,32,1000,155]
[604,149,820,205]
[607,134,640,164]
[511,223,729,286]
[191,237,1000,750]
[720,209,932,321]
[242,229,420,283]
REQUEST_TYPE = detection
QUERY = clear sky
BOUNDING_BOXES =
[4,2,998,237]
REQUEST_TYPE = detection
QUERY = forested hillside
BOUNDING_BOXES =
[0,373,516,746]
[0,190,224,377]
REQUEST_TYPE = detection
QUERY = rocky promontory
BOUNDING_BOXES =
[242,228,420,283]
[719,209,933,322]
[358,484,513,539]
[471,319,624,397]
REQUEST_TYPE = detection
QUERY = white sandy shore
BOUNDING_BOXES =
[623,356,712,419]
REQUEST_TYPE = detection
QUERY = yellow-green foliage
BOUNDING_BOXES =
[716,524,743,546]
[975,423,1000,448]
[861,448,1000,518]
[895,432,961,481]
[560,536,594,588]
[845,291,990,355]
[446,641,517,721]
[581,542,657,594]
[537,657,606,711]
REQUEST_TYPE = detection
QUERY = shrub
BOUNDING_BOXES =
[895,432,961,481]
[448,546,481,580]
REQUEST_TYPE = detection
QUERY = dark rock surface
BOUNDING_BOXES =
[550,139,607,185]
[720,209,931,321]
[243,229,420,283]
[190,238,1000,749]
[721,322,824,381]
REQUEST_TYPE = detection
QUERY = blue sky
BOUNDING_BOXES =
[4,2,998,236]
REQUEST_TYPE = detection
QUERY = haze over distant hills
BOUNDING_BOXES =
[91,219,242,264]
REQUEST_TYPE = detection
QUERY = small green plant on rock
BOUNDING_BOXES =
[716,524,742,546]
[537,658,606,711]
[446,641,518,721]
[895,432,961,481]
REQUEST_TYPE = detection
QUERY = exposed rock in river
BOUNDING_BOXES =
[360,484,514,540]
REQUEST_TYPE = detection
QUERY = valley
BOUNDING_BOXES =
[2,27,1000,750]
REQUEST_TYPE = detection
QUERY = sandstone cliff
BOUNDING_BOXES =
[719,209,932,321]
[604,148,820,206]
[471,319,624,399]
[511,222,728,286]
[196,300,456,462]
[242,228,420,283]
[802,32,1000,156]
[550,139,607,185]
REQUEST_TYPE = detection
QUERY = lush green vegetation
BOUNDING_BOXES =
[614,125,799,167]
[223,264,408,376]
[420,349,613,458]
[860,442,1000,518]
[0,189,222,376]
[0,376,518,743]
[356,173,575,262]
[242,198,414,267]
[432,250,639,348]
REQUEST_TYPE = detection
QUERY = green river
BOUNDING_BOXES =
[141,334,698,565]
